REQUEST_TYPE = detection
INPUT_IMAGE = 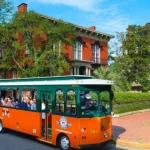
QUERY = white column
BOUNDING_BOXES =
[77,66,79,75]
[74,67,76,75]
[88,68,91,76]
[86,67,88,76]
[70,67,73,75]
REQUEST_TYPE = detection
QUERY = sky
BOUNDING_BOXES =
[11,0,150,40]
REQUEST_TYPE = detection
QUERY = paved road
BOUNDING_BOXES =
[0,130,142,150]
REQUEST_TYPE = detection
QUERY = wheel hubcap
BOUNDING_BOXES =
[61,136,69,149]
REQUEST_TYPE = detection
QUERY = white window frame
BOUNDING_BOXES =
[73,41,82,60]
[25,43,30,55]
[92,45,100,63]
[52,40,61,56]
[12,70,17,78]
[58,40,61,56]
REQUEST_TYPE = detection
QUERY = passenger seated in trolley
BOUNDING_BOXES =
[31,98,36,110]
[21,97,28,109]
[11,97,16,107]
[0,97,4,105]
[2,97,12,107]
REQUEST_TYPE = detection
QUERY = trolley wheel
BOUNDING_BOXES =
[0,121,5,133]
[59,134,71,150]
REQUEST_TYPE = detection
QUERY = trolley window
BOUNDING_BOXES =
[100,91,111,112]
[0,89,19,108]
[55,89,64,113]
[66,90,76,115]
[21,89,37,111]
[80,91,98,116]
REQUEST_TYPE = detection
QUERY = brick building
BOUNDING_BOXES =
[1,3,114,78]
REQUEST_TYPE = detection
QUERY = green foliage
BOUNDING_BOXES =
[100,91,110,101]
[0,11,76,77]
[113,92,150,103]
[93,67,112,80]
[67,94,75,101]
[0,0,13,24]
[92,66,130,92]
[91,91,98,100]
[110,62,131,91]
[113,101,150,114]
[116,25,150,92]
[66,91,76,104]
[108,41,122,62]
[56,92,64,101]
[113,92,150,114]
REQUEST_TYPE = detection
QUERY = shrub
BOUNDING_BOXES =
[113,92,150,103]
[113,92,150,114]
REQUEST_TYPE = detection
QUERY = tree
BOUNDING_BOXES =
[109,62,131,92]
[0,0,13,60]
[93,67,112,80]
[108,40,122,63]
[0,11,75,77]
[116,25,150,92]
[92,66,129,92]
[0,0,13,24]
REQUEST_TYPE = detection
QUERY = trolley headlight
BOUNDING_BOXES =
[81,128,87,134]
[104,133,108,138]
[81,128,85,133]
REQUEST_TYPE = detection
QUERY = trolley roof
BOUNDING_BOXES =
[0,76,114,86]
[0,75,91,82]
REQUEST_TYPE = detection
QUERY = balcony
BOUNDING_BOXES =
[92,57,100,64]
[100,59,108,65]
[65,53,108,66]
[91,58,108,65]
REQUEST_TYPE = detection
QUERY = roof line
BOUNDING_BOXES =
[0,79,115,85]
[37,12,114,38]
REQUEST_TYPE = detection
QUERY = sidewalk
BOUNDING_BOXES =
[112,111,150,149]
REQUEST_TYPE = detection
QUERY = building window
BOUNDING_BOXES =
[73,41,82,60]
[58,40,61,56]
[0,47,3,59]
[51,41,61,56]
[0,71,5,79]
[92,45,100,63]
[12,70,17,78]
[25,43,30,55]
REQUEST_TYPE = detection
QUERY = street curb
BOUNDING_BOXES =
[112,108,150,118]
[113,139,150,149]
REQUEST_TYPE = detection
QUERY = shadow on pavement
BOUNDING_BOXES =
[112,125,127,149]
[113,125,126,141]
[6,128,128,150]
[6,129,37,141]
[6,129,58,149]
